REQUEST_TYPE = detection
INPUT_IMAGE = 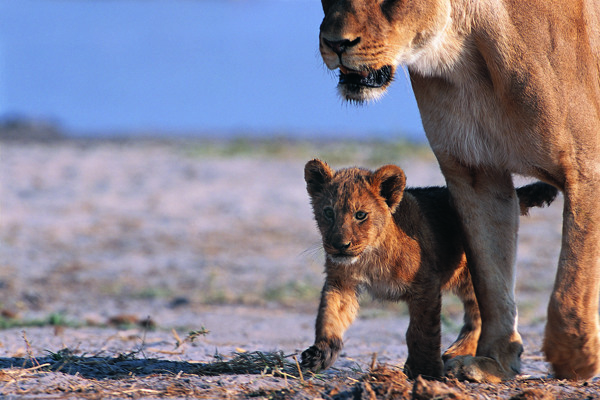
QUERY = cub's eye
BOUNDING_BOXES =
[355,211,367,220]
[324,207,335,219]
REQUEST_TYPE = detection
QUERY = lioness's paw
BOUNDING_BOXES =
[300,341,341,372]
[543,331,600,380]
[444,355,516,383]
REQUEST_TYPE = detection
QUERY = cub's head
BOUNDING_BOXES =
[318,0,453,102]
[304,159,406,265]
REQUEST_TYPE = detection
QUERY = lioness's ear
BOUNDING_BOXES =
[305,159,334,196]
[371,165,406,213]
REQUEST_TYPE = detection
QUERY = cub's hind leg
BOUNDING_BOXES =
[443,268,481,361]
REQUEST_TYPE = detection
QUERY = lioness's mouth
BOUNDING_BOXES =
[338,65,393,89]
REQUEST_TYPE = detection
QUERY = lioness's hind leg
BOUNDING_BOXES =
[542,178,600,380]
[443,276,481,361]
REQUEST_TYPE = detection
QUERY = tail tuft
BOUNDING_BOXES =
[517,182,559,216]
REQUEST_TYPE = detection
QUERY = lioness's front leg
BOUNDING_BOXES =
[301,280,359,372]
[543,177,600,380]
[441,163,522,382]
[404,289,443,379]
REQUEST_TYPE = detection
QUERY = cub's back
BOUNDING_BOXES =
[396,187,466,273]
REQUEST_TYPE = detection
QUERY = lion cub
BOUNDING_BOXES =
[301,159,558,379]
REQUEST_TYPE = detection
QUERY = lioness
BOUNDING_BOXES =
[317,0,600,381]
[301,159,558,379]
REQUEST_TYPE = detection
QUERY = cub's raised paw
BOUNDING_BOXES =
[300,342,341,372]
[444,355,516,383]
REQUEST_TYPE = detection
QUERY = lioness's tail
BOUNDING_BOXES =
[517,182,559,216]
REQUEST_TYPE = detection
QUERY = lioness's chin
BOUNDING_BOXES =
[338,85,389,103]
[327,254,360,265]
[337,65,394,103]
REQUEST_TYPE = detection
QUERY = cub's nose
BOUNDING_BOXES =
[332,241,351,251]
[322,37,361,56]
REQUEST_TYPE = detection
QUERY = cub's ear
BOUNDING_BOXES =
[371,165,406,213]
[305,159,334,196]
[321,0,335,13]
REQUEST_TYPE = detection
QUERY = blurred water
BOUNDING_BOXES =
[0,0,425,141]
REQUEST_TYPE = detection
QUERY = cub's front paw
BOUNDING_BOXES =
[300,339,342,372]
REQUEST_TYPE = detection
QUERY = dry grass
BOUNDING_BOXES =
[0,348,311,399]
[1,351,599,399]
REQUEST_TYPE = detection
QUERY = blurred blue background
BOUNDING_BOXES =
[0,0,425,141]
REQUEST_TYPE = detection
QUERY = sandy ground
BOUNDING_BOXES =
[0,138,597,398]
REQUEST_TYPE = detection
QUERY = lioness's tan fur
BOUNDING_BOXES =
[301,159,558,379]
[317,0,600,381]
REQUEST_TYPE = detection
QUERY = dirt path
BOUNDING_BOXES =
[0,139,597,398]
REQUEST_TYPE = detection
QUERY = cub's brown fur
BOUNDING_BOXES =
[301,159,557,379]
[317,0,600,381]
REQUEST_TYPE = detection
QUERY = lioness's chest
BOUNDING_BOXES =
[410,71,539,173]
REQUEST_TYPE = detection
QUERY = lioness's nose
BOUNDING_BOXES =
[322,37,361,56]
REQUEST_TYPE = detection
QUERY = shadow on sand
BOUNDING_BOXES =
[0,350,301,380]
